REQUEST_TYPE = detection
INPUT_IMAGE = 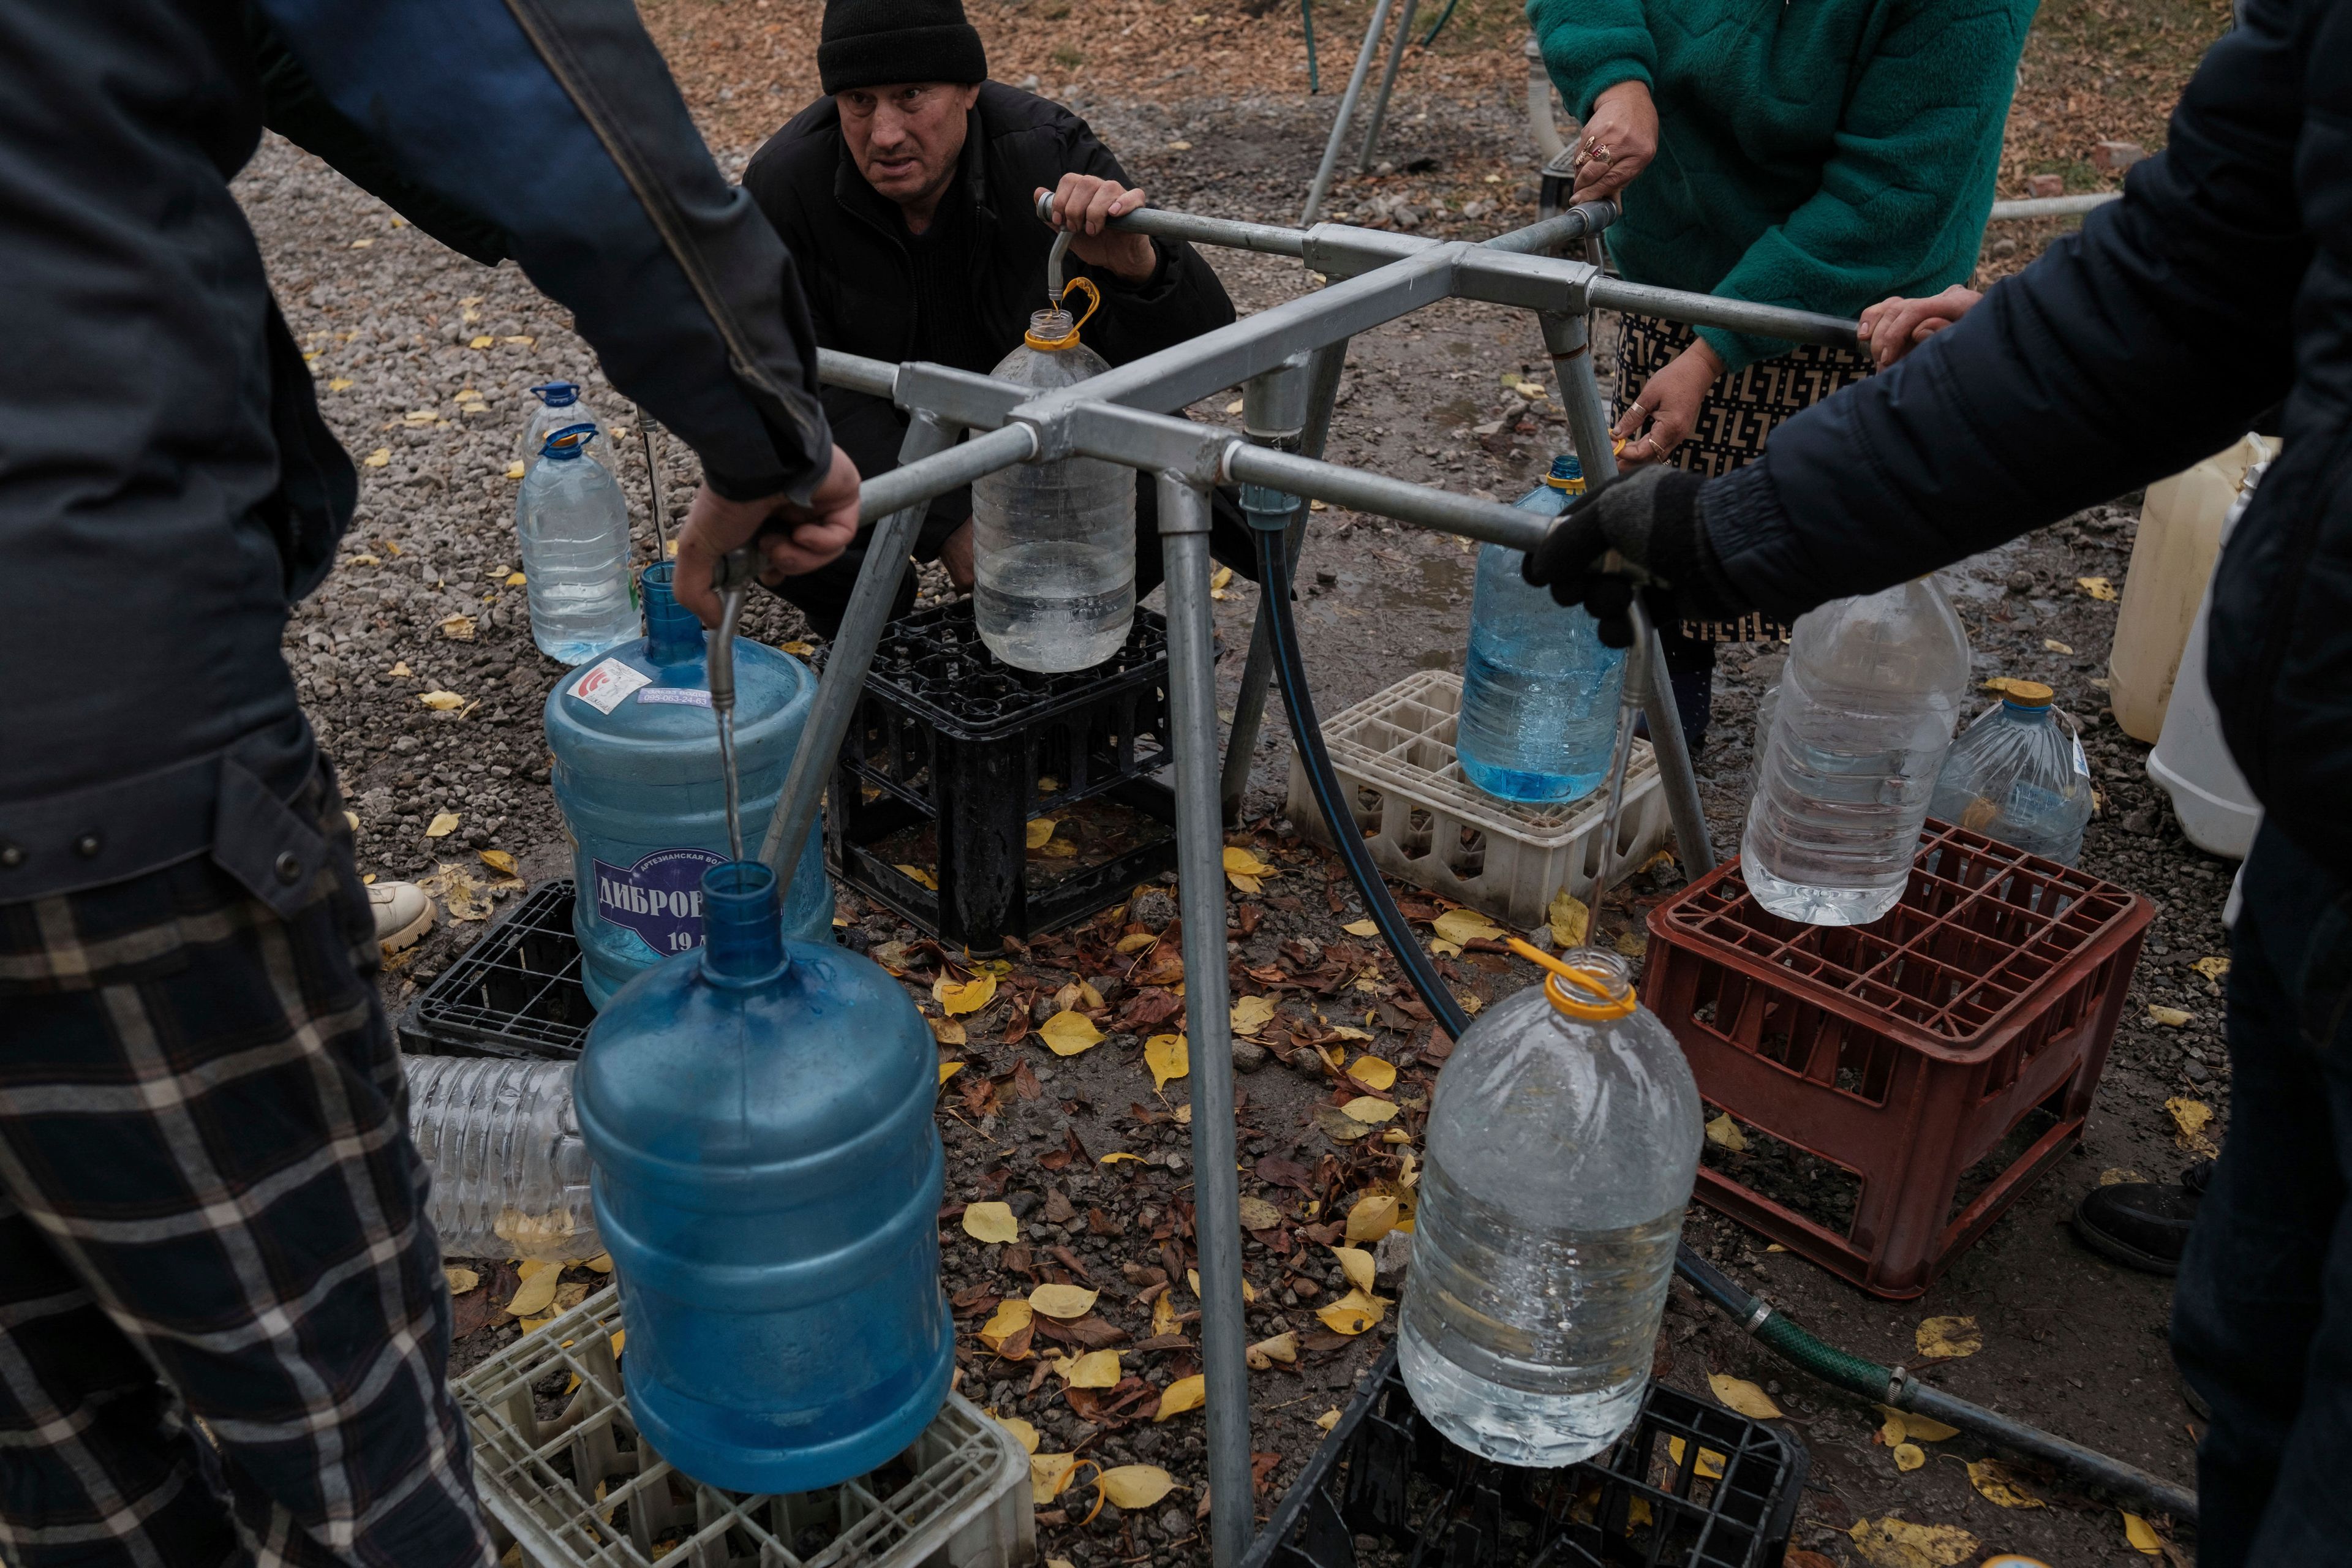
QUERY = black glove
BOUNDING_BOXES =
[1520,466,1751,647]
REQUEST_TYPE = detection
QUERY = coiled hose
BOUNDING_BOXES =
[1248,511,2199,1525]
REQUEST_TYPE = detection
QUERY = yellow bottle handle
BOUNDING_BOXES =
[1024,276,1103,351]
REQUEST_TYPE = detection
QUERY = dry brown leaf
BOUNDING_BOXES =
[1966,1458,2045,1508]
[962,1202,1019,1244]
[935,973,997,1016]
[1914,1316,1982,1359]
[1237,1196,1282,1231]
[1028,1283,1099,1319]
[1708,1374,1782,1420]
[1145,1033,1188,1090]
[1098,1464,1177,1510]
[1040,1011,1106,1056]
[1155,1374,1206,1420]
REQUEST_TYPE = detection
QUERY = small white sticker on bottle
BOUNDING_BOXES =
[570,658,651,715]
[636,687,713,708]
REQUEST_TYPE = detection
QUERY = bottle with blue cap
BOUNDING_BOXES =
[577,857,950,1492]
[515,424,640,665]
[1453,454,1628,802]
[520,380,604,472]
[547,563,832,1006]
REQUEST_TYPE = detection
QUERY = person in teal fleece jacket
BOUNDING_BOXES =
[1528,0,2035,737]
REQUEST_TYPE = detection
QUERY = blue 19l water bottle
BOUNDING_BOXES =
[1454,456,1627,802]
[515,424,639,665]
[578,859,950,1492]
[548,564,831,1006]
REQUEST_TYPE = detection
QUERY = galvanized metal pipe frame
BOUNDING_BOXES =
[1300,0,1398,225]
[1354,0,1419,174]
[764,199,1856,1566]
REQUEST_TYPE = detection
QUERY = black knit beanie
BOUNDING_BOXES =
[818,0,988,94]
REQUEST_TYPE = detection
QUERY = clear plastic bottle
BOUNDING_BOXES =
[516,424,641,665]
[520,380,603,473]
[1399,946,1702,1467]
[971,301,1134,672]
[1455,455,1628,802]
[1742,579,1971,925]
[402,1055,601,1262]
[1928,683,2095,862]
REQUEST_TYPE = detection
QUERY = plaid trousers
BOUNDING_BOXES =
[0,772,494,1567]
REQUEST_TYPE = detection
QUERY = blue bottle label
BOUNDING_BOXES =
[594,847,729,955]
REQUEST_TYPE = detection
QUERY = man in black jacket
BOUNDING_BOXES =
[742,0,1257,636]
[0,1,853,1561]
[1526,0,2346,1556]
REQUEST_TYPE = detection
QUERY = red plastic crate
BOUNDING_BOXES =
[1641,821,2154,1298]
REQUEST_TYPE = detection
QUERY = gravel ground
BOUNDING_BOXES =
[242,65,2221,1568]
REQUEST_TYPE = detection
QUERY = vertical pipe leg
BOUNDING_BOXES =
[1544,312,1719,875]
[758,412,960,883]
[1354,0,1420,173]
[1300,0,1398,225]
[1159,472,1254,1568]
[1220,353,1322,826]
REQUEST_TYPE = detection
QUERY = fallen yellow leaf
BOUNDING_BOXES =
[444,1267,480,1296]
[477,849,519,879]
[1847,1518,1977,1568]
[1155,1374,1206,1419]
[1115,931,1159,954]
[1248,1332,1298,1366]
[1346,1192,1401,1243]
[1101,1151,1145,1164]
[1546,889,1590,948]
[1237,1196,1283,1230]
[1705,1112,1748,1153]
[2078,576,2119,601]
[2192,954,2231,981]
[1184,1268,1256,1304]
[363,447,390,467]
[424,812,462,839]
[1982,676,2045,698]
[1433,907,1504,946]
[1966,1458,2045,1508]
[962,1202,1019,1243]
[1145,1032,1188,1090]
[1614,930,1649,959]
[1348,1055,1396,1090]
[1031,1452,1079,1504]
[586,1253,613,1274]
[1028,1283,1099,1319]
[2122,1512,2163,1555]
[895,862,938,889]
[1230,995,1276,1035]
[327,377,354,391]
[1026,818,1057,849]
[930,1016,968,1046]
[1341,919,1380,937]
[1340,1096,1397,1124]
[1152,1291,1179,1338]
[1914,1316,1983,1359]
[1665,1435,1726,1479]
[2148,1003,2194,1027]
[1708,1374,1782,1420]
[2044,638,2075,655]
[503,461,526,480]
[1098,1464,1177,1510]
[439,613,477,641]
[470,334,495,349]
[1891,1441,1926,1472]
[1332,1246,1376,1292]
[419,690,464,710]
[1223,845,1277,877]
[1875,1406,1959,1443]
[1040,1011,1105,1055]
[505,1267,562,1319]
[1055,1350,1121,1388]
[934,973,997,1016]
[505,570,527,586]
[980,1300,1034,1352]
[1316,1288,1386,1335]
[1314,1408,1341,1431]
[995,1414,1040,1453]
[938,1061,964,1085]
[2166,1095,2218,1156]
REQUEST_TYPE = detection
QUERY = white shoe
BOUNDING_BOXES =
[370,881,435,952]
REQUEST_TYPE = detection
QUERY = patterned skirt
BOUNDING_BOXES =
[1614,312,1875,644]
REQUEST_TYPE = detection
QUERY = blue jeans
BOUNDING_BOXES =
[2172,821,2352,1564]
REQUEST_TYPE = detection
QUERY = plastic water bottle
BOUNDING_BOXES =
[547,564,832,1008]
[1400,946,1701,1466]
[520,380,603,473]
[1928,683,2095,862]
[1742,579,1970,925]
[516,424,641,665]
[971,303,1134,671]
[578,860,949,1493]
[1455,456,1627,802]
[402,1055,601,1262]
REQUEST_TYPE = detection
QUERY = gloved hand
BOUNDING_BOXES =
[1520,466,1750,647]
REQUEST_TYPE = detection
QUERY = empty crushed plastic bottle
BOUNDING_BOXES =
[578,861,951,1493]
[516,424,641,665]
[1400,945,1702,1467]
[1454,455,1627,802]
[1928,682,2095,863]
[403,1055,601,1262]
[1743,578,1971,925]
[548,564,831,1008]
[971,288,1134,672]
[519,380,603,472]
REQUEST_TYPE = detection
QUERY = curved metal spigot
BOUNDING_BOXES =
[708,546,756,861]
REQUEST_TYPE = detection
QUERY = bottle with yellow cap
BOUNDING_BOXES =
[970,279,1136,673]
[1926,680,2095,864]
[1398,940,1702,1466]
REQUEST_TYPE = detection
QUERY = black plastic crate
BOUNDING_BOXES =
[821,600,1178,954]
[395,880,594,1060]
[1247,1346,1808,1568]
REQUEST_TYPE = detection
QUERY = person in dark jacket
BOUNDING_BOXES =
[1525,0,2346,1556]
[0,1,854,1561]
[741,0,1256,637]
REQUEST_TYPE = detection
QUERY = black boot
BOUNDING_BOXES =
[2070,1160,2212,1275]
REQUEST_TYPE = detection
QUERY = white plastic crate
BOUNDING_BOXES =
[455,1287,1033,1568]
[1284,669,1672,930]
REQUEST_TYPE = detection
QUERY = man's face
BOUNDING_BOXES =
[837,81,982,211]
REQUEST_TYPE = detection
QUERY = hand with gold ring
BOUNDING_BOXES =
[1611,341,1723,470]
[1568,80,1658,205]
